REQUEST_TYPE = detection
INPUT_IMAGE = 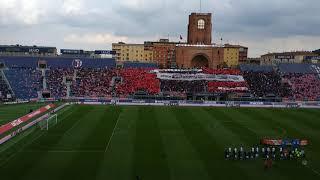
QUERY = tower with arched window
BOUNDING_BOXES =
[187,13,212,45]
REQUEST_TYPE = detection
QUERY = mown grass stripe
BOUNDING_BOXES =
[132,106,171,180]
[174,107,250,180]
[155,107,211,180]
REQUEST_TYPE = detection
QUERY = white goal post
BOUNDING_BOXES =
[38,114,58,130]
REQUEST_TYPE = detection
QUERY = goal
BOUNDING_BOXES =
[38,114,58,130]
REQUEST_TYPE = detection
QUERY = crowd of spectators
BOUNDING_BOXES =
[47,68,74,98]
[283,73,320,101]
[3,65,320,101]
[160,80,207,96]
[243,71,291,98]
[116,68,160,96]
[72,68,116,97]
[207,81,248,93]
[202,68,242,75]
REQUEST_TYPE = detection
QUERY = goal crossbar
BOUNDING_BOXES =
[39,114,58,131]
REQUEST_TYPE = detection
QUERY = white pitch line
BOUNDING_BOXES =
[312,168,320,176]
[308,165,320,176]
[0,105,74,166]
[104,112,122,153]
[0,107,73,154]
[0,132,44,167]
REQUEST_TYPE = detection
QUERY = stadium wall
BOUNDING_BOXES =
[75,98,320,109]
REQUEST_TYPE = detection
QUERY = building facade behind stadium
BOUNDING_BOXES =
[261,51,320,65]
[113,12,248,69]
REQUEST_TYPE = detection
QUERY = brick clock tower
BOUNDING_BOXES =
[176,12,224,69]
[187,13,212,45]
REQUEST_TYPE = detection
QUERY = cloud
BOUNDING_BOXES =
[0,0,319,57]
[244,35,320,57]
[0,0,41,25]
[61,0,85,16]
[64,33,129,44]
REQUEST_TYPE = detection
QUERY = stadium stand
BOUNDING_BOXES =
[283,73,320,101]
[202,67,242,75]
[47,68,73,98]
[72,68,116,97]
[279,64,320,74]
[240,64,274,73]
[0,74,12,101]
[2,56,320,101]
[242,71,291,98]
[160,80,207,95]
[123,62,158,69]
[1,56,116,69]
[116,68,160,96]
[207,81,248,93]
[4,67,41,99]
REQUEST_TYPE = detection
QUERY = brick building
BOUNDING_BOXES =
[187,13,212,45]
[239,46,248,63]
[176,13,224,69]
[111,12,248,69]
[176,44,224,69]
[145,39,180,68]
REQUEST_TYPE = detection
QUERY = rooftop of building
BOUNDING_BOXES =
[262,51,318,57]
[112,42,145,46]
[0,44,56,49]
[224,44,248,48]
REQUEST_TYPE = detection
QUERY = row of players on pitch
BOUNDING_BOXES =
[224,146,306,160]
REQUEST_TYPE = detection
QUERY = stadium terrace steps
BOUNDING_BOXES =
[4,68,41,99]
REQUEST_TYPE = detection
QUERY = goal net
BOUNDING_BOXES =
[38,114,58,130]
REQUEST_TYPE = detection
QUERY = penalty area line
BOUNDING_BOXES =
[104,112,122,153]
[308,166,320,176]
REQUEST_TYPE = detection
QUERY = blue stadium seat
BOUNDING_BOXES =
[278,63,320,74]
[0,56,116,69]
[4,67,41,99]
[240,64,274,72]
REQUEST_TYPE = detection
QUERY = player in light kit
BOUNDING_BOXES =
[255,146,259,158]
[234,148,238,160]
[240,147,244,160]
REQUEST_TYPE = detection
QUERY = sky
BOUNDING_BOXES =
[0,0,319,57]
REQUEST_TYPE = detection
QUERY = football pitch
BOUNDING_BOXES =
[0,104,320,180]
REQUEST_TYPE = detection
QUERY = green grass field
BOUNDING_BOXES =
[0,104,320,180]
